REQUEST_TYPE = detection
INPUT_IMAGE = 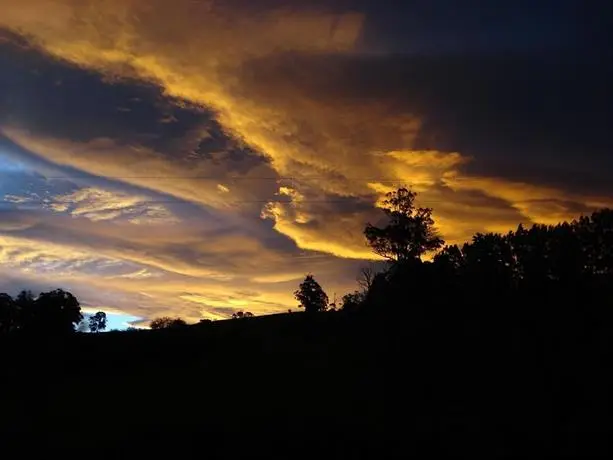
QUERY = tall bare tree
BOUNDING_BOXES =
[357,264,377,292]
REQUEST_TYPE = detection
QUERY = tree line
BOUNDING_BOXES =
[0,289,106,336]
[293,188,613,321]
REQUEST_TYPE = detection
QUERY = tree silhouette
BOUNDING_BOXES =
[14,290,34,328]
[15,290,34,306]
[16,289,82,335]
[433,245,465,272]
[341,291,365,312]
[365,188,444,262]
[0,290,84,335]
[328,293,338,311]
[357,264,377,292]
[150,317,187,329]
[294,274,328,313]
[232,311,254,319]
[89,311,107,333]
[0,293,18,335]
[462,232,517,295]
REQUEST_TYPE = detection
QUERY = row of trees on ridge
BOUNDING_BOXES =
[293,187,613,316]
[0,289,107,336]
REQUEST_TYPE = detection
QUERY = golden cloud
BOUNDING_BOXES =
[4,1,599,243]
[443,174,613,228]
[0,218,358,322]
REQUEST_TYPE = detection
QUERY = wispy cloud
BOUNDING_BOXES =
[49,187,178,224]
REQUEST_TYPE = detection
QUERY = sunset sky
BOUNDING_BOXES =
[0,0,611,325]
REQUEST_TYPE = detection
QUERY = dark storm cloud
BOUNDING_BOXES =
[0,32,270,175]
[238,49,612,194]
[0,30,189,141]
[358,0,612,53]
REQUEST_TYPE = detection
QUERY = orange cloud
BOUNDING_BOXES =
[443,174,613,227]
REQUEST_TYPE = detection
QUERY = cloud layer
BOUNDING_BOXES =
[0,0,611,321]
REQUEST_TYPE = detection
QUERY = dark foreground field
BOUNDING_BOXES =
[2,307,613,456]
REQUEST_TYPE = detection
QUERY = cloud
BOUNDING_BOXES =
[3,2,608,228]
[0,0,611,320]
[0,1,373,198]
[261,186,380,259]
[0,225,349,322]
[0,193,365,322]
[4,185,179,224]
[1,130,279,213]
[442,174,613,227]
[49,187,178,224]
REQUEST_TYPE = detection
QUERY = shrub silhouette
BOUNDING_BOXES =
[232,311,254,319]
[150,316,187,329]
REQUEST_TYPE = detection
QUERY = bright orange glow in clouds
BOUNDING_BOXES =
[0,0,610,324]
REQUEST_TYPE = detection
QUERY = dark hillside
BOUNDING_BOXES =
[2,305,613,456]
[0,311,389,455]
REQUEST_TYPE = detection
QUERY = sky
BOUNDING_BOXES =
[0,0,611,325]
[80,310,143,331]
